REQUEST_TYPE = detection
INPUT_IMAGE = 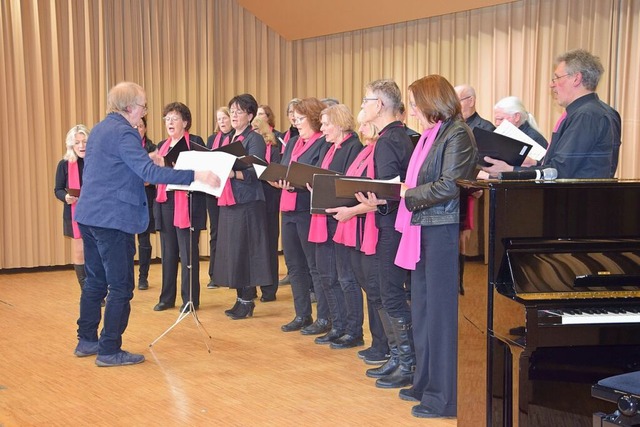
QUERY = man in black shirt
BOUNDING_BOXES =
[454,84,495,132]
[483,49,621,179]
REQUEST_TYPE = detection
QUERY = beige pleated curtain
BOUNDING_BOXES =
[1,0,639,269]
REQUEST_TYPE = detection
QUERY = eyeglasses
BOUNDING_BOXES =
[551,73,573,83]
[362,97,379,103]
[163,115,182,123]
[229,109,246,116]
[292,116,306,124]
[458,95,473,102]
[136,103,148,111]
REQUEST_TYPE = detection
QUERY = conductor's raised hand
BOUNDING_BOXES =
[194,170,221,189]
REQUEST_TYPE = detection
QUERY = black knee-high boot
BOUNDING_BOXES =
[73,264,86,289]
[138,246,152,290]
[367,309,399,378]
[375,316,415,388]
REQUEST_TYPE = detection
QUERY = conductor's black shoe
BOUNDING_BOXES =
[96,351,145,367]
[281,315,313,332]
[207,280,219,289]
[300,318,330,335]
[74,339,99,357]
[153,302,175,311]
[330,334,364,349]
[138,278,149,290]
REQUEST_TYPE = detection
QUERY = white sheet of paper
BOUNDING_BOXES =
[494,120,547,161]
[166,151,236,197]
[254,164,267,178]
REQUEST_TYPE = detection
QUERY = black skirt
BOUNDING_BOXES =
[212,200,273,288]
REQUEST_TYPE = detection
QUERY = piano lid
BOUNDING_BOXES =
[502,239,640,300]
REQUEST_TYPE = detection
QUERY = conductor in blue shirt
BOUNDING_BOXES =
[73,82,220,367]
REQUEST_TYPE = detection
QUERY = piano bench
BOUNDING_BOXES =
[592,371,640,426]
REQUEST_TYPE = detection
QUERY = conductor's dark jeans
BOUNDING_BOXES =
[77,224,135,355]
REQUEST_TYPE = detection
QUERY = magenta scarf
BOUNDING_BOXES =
[156,133,191,229]
[394,121,442,270]
[218,134,244,206]
[68,160,82,239]
[279,132,323,212]
[308,134,350,243]
[332,142,377,254]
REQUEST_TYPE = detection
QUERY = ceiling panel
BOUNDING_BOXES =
[236,0,516,40]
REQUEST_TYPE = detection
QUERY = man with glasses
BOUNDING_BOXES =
[454,84,495,132]
[483,49,621,179]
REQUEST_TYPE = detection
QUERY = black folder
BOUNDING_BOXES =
[286,162,340,190]
[310,174,365,214]
[213,141,247,157]
[335,177,402,201]
[66,188,80,197]
[473,127,532,167]
[258,162,288,182]
[163,136,188,167]
[234,155,268,171]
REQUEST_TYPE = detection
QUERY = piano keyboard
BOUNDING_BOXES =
[540,308,640,325]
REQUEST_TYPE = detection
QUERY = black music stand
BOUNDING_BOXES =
[150,190,212,352]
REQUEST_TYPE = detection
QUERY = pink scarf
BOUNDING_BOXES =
[156,133,191,229]
[279,132,323,212]
[332,142,377,254]
[308,134,350,243]
[394,121,442,270]
[212,132,230,150]
[218,134,244,206]
[68,160,82,239]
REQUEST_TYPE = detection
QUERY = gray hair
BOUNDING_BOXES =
[556,49,604,91]
[106,82,145,114]
[63,124,90,162]
[494,96,539,130]
[365,79,403,116]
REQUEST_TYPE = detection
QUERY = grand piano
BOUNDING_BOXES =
[460,179,640,427]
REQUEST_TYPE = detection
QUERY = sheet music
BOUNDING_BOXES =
[254,164,267,177]
[494,120,547,161]
[167,151,235,197]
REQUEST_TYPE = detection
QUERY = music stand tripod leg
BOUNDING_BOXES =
[150,190,212,353]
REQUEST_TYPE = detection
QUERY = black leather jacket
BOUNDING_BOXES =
[404,119,478,226]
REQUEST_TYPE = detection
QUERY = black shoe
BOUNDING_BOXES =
[411,404,452,418]
[229,300,255,320]
[207,280,219,289]
[153,302,175,311]
[260,295,276,302]
[278,274,291,285]
[225,299,241,317]
[366,354,399,378]
[281,315,313,332]
[330,334,364,349]
[179,303,198,312]
[300,318,330,335]
[314,328,343,345]
[138,278,149,290]
[399,387,421,402]
[359,348,391,365]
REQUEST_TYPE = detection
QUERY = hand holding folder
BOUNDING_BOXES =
[334,177,402,201]
[310,174,365,214]
[473,127,532,167]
